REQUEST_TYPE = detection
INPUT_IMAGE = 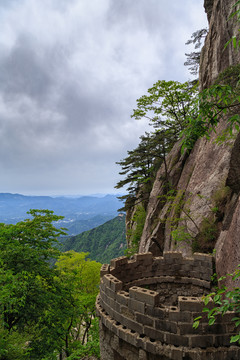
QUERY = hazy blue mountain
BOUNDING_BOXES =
[0,193,123,226]
[59,215,114,236]
[58,214,127,264]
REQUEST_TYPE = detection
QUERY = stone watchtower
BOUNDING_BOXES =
[96,252,240,359]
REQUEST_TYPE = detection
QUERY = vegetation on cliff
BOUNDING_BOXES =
[115,80,198,209]
[116,10,240,257]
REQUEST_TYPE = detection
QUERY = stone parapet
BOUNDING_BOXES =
[97,252,239,359]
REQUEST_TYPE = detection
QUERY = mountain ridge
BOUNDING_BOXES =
[58,214,127,264]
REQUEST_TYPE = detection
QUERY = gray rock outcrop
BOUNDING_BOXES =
[131,0,240,286]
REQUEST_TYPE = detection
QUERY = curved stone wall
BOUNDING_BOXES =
[96,252,240,360]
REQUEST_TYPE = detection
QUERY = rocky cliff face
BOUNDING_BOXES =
[200,0,240,90]
[127,0,240,286]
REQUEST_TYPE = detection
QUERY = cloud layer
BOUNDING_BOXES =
[0,0,207,195]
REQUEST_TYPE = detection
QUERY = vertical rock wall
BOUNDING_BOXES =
[200,0,240,89]
[137,0,240,285]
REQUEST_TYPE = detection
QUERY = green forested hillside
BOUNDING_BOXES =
[59,215,126,264]
[62,214,114,235]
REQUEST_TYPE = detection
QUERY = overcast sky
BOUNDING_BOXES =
[0,0,207,196]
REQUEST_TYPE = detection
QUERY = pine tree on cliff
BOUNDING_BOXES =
[115,80,198,210]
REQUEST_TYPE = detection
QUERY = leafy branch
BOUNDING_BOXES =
[193,266,240,344]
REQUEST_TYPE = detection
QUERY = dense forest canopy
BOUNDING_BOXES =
[0,210,101,359]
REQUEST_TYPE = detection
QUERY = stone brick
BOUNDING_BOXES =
[145,304,166,319]
[178,322,198,335]
[138,349,147,360]
[103,274,111,287]
[190,270,201,279]
[191,278,211,289]
[169,309,192,323]
[200,271,213,281]
[189,334,214,348]
[165,332,189,347]
[214,334,232,347]
[120,305,135,320]
[100,280,106,292]
[169,347,185,360]
[108,297,120,313]
[143,326,165,342]
[125,317,143,334]
[155,319,178,334]
[128,298,146,314]
[102,301,115,319]
[135,312,154,327]
[113,311,124,325]
[144,338,160,355]
[105,285,116,300]
[100,264,110,277]
[129,286,159,306]
[160,275,175,283]
[163,251,183,260]
[105,317,117,332]
[110,256,128,269]
[116,291,129,307]
[184,257,195,265]
[193,253,213,262]
[123,327,138,346]
[202,322,226,334]
[104,274,123,292]
[178,296,204,312]
[134,252,153,265]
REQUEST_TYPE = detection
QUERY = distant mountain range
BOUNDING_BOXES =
[0,193,124,235]
[0,193,127,262]
[58,214,127,264]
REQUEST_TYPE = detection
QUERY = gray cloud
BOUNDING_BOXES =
[0,36,51,101]
[0,0,207,195]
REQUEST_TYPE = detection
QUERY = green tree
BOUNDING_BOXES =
[0,209,67,359]
[115,132,163,208]
[184,28,208,76]
[115,80,198,211]
[182,67,240,151]
[0,212,102,359]
[55,251,101,358]
[132,80,198,132]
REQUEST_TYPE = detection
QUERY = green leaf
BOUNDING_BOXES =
[193,321,200,329]
[209,317,216,326]
[230,334,240,343]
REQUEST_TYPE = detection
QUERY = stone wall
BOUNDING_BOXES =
[96,252,240,360]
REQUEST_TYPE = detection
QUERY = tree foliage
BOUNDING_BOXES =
[182,66,240,151]
[59,215,126,264]
[55,251,101,358]
[115,80,198,211]
[182,2,240,151]
[125,205,146,257]
[184,28,208,76]
[0,210,101,359]
[115,132,163,203]
[132,80,198,130]
[0,210,67,358]
[193,267,240,344]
